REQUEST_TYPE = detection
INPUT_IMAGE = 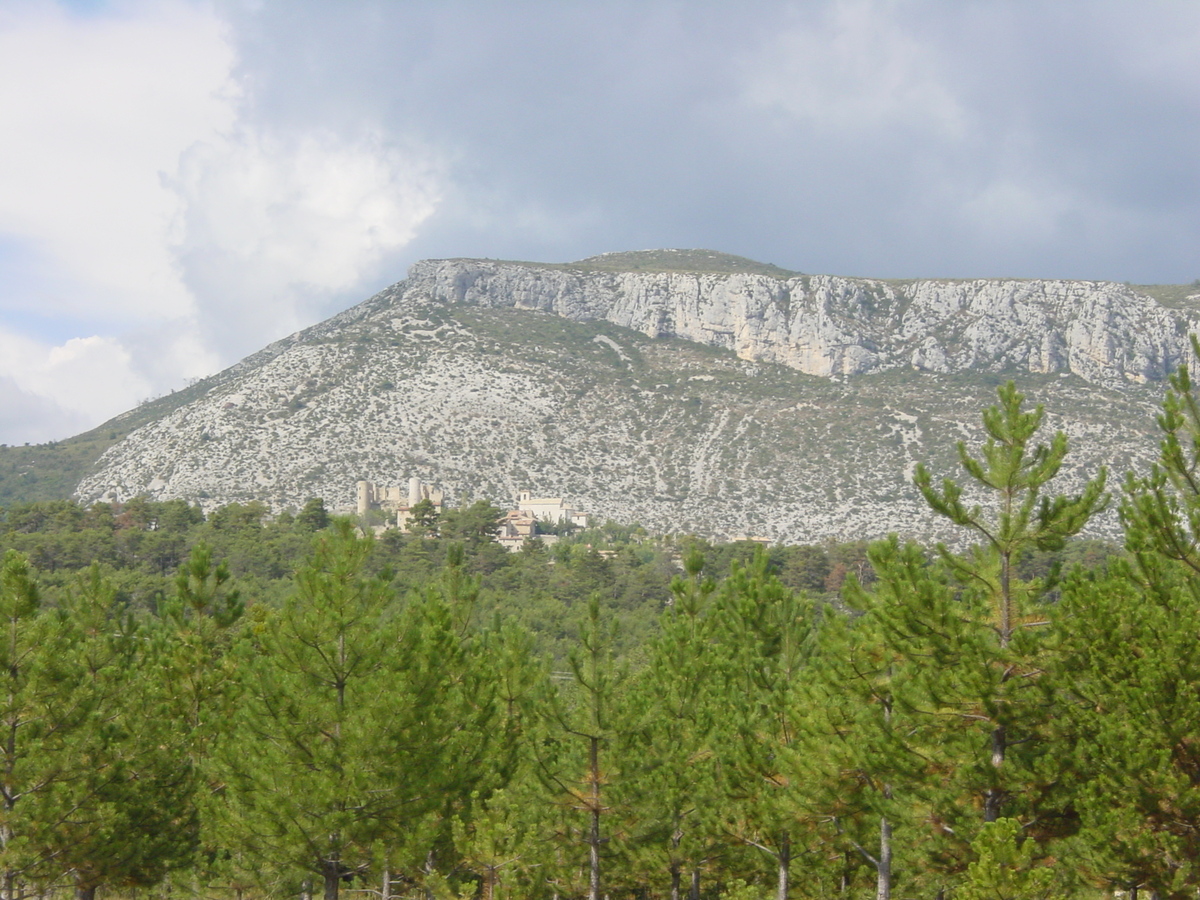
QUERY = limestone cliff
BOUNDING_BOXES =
[406,255,1200,388]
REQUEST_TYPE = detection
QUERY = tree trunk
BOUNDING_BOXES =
[424,849,437,900]
[669,861,681,900]
[876,816,892,900]
[999,548,1013,646]
[776,832,791,900]
[984,725,1006,822]
[75,885,96,900]
[300,880,312,900]
[381,868,390,900]
[322,860,340,900]
[1,870,13,900]
[588,801,601,900]
[588,735,602,900]
[689,868,700,900]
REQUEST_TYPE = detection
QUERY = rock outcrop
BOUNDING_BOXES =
[407,257,1200,387]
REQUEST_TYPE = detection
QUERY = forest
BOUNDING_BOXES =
[2,368,1198,900]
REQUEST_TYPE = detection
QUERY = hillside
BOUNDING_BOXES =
[52,251,1189,543]
[3,251,1195,542]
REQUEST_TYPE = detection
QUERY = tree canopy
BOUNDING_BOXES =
[3,377,1198,900]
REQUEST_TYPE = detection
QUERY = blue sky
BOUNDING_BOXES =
[0,0,1197,444]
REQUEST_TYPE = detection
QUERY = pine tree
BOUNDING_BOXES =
[153,541,246,895]
[223,522,504,900]
[0,553,199,900]
[1051,568,1200,897]
[453,785,545,900]
[618,550,724,900]
[31,565,198,900]
[1055,343,1200,897]
[847,383,1106,893]
[390,547,511,890]
[958,818,1065,900]
[540,594,628,900]
[451,620,552,900]
[914,382,1107,651]
[0,550,89,897]
[707,550,822,900]
[221,521,404,900]
[815,545,938,900]
[909,381,1106,823]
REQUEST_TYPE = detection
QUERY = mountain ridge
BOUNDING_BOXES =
[405,255,1200,387]
[59,250,1190,544]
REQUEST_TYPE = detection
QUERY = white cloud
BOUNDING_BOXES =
[121,322,221,390]
[959,179,1076,243]
[0,375,89,446]
[0,0,237,322]
[170,127,443,354]
[0,327,152,444]
[739,0,964,137]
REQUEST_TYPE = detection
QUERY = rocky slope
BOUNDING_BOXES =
[74,251,1196,544]
[411,252,1200,386]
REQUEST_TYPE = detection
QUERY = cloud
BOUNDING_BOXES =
[0,327,152,444]
[720,1,1200,280]
[0,375,90,447]
[739,0,965,137]
[169,127,445,358]
[0,0,236,324]
[0,0,237,442]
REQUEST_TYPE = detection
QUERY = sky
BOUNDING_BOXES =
[0,0,1197,445]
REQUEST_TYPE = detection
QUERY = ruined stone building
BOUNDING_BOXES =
[355,476,444,530]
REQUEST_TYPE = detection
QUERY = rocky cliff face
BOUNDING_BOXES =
[408,257,1200,387]
[72,252,1197,543]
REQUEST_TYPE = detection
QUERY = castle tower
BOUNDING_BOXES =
[356,481,373,516]
[408,476,422,507]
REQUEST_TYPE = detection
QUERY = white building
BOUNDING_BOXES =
[515,490,588,528]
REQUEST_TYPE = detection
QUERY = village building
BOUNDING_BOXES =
[493,490,589,552]
[495,509,544,552]
[515,490,589,528]
[353,480,589,547]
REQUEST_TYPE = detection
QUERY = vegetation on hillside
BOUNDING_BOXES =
[462,249,802,280]
[1128,280,1200,309]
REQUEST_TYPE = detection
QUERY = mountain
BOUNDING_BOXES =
[24,250,1200,543]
